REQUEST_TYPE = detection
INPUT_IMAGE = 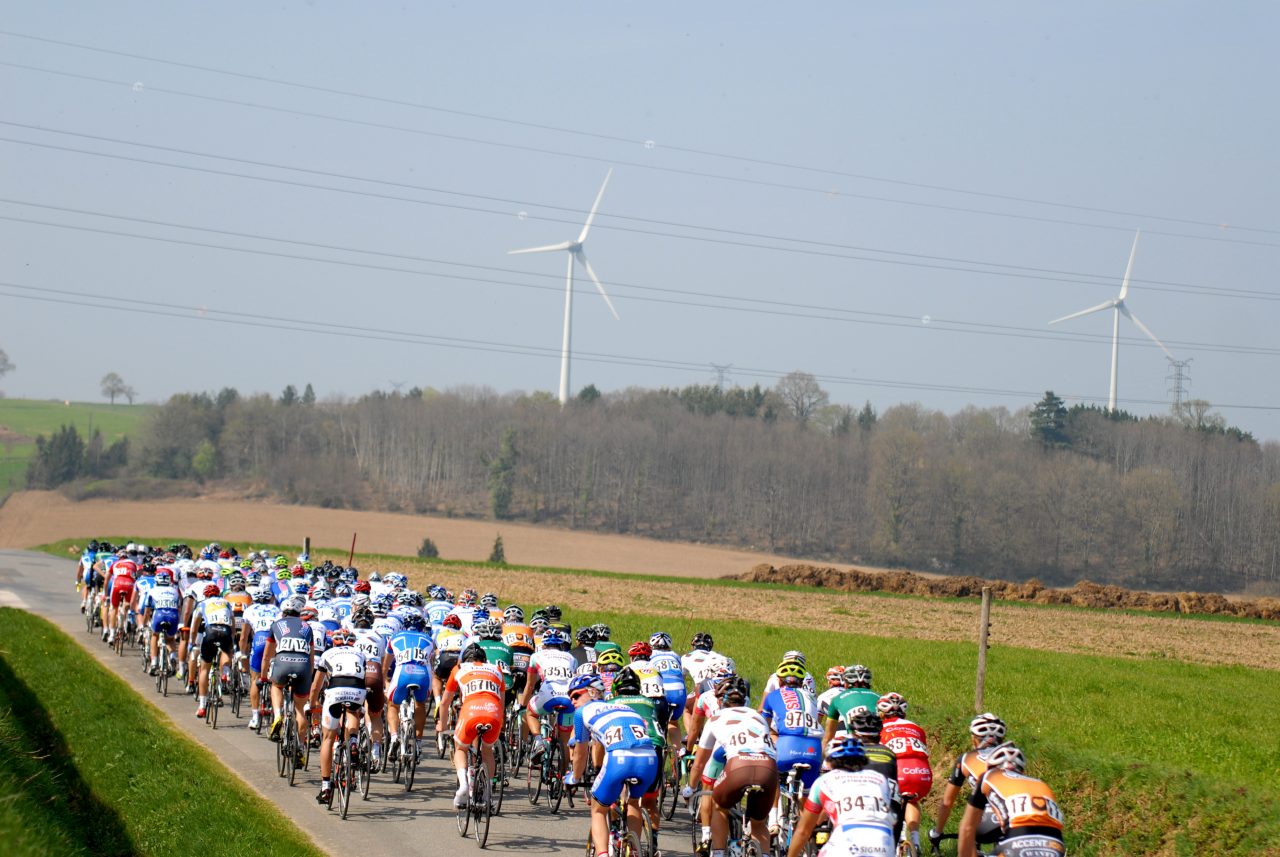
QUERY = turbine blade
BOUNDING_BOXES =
[576,168,613,245]
[1049,300,1115,325]
[1118,229,1140,300]
[575,250,620,320]
[1119,305,1174,359]
[508,240,574,255]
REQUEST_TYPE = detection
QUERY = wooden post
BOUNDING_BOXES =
[975,586,992,712]
[303,536,311,557]
[348,532,358,566]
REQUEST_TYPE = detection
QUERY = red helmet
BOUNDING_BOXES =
[442,614,462,630]
[628,641,653,661]
[218,550,232,559]
[825,666,846,687]
[203,583,221,598]
[353,580,371,593]
[331,629,355,647]
[300,607,318,621]
[291,565,306,578]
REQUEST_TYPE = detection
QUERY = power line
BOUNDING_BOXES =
[5,200,1280,360]
[3,58,1275,251]
[2,28,1272,238]
[7,119,1276,296]
[4,277,1276,411]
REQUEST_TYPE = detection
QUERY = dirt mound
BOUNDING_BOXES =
[738,564,1280,621]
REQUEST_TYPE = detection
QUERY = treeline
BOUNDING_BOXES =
[120,382,1280,593]
[25,425,130,488]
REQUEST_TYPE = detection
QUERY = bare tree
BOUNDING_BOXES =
[774,370,829,424]
[0,347,14,381]
[101,372,128,405]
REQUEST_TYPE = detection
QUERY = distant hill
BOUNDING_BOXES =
[0,399,152,494]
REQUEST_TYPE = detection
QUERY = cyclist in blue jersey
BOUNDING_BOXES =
[646,631,688,772]
[761,660,824,833]
[383,612,435,761]
[130,562,157,644]
[142,569,182,676]
[239,587,282,730]
[567,674,659,857]
[425,585,453,629]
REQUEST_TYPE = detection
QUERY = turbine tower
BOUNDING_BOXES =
[509,169,619,405]
[1049,230,1173,412]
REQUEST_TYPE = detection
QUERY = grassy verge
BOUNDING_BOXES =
[0,608,322,857]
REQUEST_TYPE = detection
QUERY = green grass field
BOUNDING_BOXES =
[33,538,1280,854]
[0,608,322,857]
[0,398,151,493]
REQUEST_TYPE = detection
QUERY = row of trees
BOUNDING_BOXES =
[25,425,130,488]
[123,379,1280,593]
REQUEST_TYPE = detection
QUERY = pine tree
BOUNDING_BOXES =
[488,534,506,564]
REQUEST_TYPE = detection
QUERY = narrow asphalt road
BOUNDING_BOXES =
[0,549,693,857]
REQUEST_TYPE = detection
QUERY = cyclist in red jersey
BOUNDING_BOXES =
[878,692,932,856]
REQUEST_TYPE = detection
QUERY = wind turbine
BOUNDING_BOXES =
[1049,229,1173,411]
[509,169,619,405]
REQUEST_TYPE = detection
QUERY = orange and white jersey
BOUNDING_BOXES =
[447,662,505,704]
[880,716,929,760]
[969,769,1065,834]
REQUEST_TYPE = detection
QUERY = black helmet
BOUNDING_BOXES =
[691,631,714,651]
[576,626,598,646]
[715,676,749,705]
[845,706,883,739]
[461,643,488,663]
[611,667,642,697]
[544,604,562,621]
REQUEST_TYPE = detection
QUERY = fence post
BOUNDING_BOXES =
[303,536,311,557]
[975,586,992,712]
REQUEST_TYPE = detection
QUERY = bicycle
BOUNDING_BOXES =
[391,691,422,791]
[579,774,652,857]
[230,652,248,719]
[113,607,129,657]
[155,633,174,697]
[326,703,365,821]
[456,724,495,847]
[776,763,814,857]
[254,677,272,734]
[526,706,570,813]
[206,663,225,729]
[138,625,151,674]
[689,786,765,857]
[661,750,694,821]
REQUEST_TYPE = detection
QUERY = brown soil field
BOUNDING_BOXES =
[8,490,1277,670]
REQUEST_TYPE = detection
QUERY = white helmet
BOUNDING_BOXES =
[969,712,1007,746]
[986,741,1026,772]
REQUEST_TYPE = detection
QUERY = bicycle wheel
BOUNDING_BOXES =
[638,802,655,857]
[527,745,544,804]
[288,723,301,786]
[230,668,242,718]
[475,763,492,848]
[621,832,645,857]
[209,684,220,729]
[456,752,474,837]
[546,740,565,813]
[690,790,710,855]
[403,731,418,792]
[661,767,679,820]
[338,743,353,820]
[360,735,372,799]
[742,838,763,857]
[493,739,507,816]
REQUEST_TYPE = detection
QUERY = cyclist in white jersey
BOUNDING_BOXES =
[519,629,578,762]
[787,736,897,857]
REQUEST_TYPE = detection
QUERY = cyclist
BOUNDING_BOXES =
[264,595,314,746]
[824,665,877,747]
[817,666,845,719]
[565,674,659,857]
[647,632,688,777]
[384,611,434,762]
[570,626,599,666]
[142,568,181,676]
[438,643,505,807]
[959,743,1066,857]
[475,617,515,700]
[930,712,1008,854]
[425,584,453,630]
[682,632,734,730]
[596,648,627,697]
[878,692,932,855]
[130,561,157,647]
[686,676,777,857]
[76,540,99,614]
[760,660,823,832]
[520,627,577,763]
[447,588,481,630]
[103,553,138,645]
[610,665,667,850]
[785,737,897,857]
[239,587,281,731]
[592,624,622,659]
[309,628,368,805]
[433,613,467,704]
[350,605,388,768]
[189,582,235,719]
[760,650,816,700]
[501,606,536,701]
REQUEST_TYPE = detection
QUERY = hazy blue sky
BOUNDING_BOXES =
[2,3,1277,435]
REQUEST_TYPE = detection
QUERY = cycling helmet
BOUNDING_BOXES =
[459,588,478,607]
[712,665,738,687]
[612,667,642,696]
[544,604,562,621]
[530,609,549,624]
[970,713,1007,745]
[529,616,549,633]
[568,674,604,697]
[461,643,487,663]
[246,571,262,586]
[333,583,352,598]
[843,664,872,687]
[274,556,288,569]
[299,606,319,622]
[477,619,503,640]
[353,580,371,594]
[429,585,447,600]
[88,540,100,552]
[716,676,750,704]
[986,742,1026,772]
[369,571,382,583]
[480,592,499,609]
[592,623,611,641]
[290,565,306,579]
[845,707,883,739]
[400,591,424,608]
[154,569,173,585]
[238,558,252,569]
[341,567,357,583]
[691,631,714,651]
[401,612,425,631]
[776,661,807,685]
[825,666,846,687]
[628,641,653,661]
[576,626,598,646]
[202,583,221,598]
[782,649,806,666]
[352,593,371,610]
[252,588,274,604]
[649,632,673,650]
[876,692,907,719]
[541,629,567,648]
[503,605,525,623]
[442,614,463,630]
[351,605,375,628]
[331,628,355,647]
[826,736,869,764]
[596,650,626,670]
[293,582,310,597]
[281,595,305,616]
[228,573,246,588]
[371,601,389,619]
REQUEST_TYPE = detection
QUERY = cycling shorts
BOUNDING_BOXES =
[663,681,687,712]
[433,652,459,683]
[388,663,431,705]
[713,754,778,821]
[151,609,180,636]
[701,756,725,786]
[250,640,268,674]
[109,578,135,608]
[269,655,313,696]
[456,698,502,747]
[776,735,822,788]
[896,758,933,802]
[532,686,574,729]
[995,834,1067,857]
[363,660,385,713]
[322,686,367,731]
[830,823,894,856]
[200,624,235,663]
[591,748,659,806]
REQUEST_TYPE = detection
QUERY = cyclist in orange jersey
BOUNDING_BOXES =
[439,643,506,807]
[960,743,1066,857]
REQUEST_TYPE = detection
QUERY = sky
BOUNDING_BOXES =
[2,3,1278,436]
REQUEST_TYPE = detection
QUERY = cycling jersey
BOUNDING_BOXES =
[881,716,932,800]
[761,685,823,786]
[572,700,657,802]
[243,602,281,673]
[501,623,535,672]
[352,628,386,664]
[827,687,880,725]
[682,649,735,695]
[199,596,234,628]
[145,584,182,635]
[804,768,897,855]
[447,605,478,629]
[949,748,994,790]
[372,615,403,639]
[425,599,452,628]
[316,645,367,730]
[476,638,515,690]
[816,685,844,719]
[528,648,577,725]
[969,769,1065,841]
[612,693,666,749]
[133,575,156,616]
[447,661,505,746]
[386,629,434,704]
[698,706,775,761]
[271,616,314,659]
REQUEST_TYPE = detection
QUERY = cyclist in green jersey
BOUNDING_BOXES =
[823,664,877,748]
[475,618,516,698]
[611,666,666,848]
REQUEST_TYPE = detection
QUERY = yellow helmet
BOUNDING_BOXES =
[776,660,807,683]
[597,650,626,670]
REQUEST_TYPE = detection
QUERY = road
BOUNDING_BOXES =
[0,549,693,857]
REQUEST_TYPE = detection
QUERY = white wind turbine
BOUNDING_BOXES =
[1049,229,1173,411]
[509,169,619,405]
